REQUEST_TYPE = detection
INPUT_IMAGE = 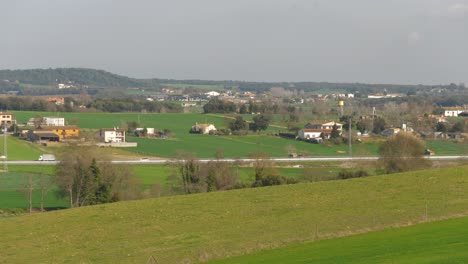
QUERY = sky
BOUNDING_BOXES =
[1,0,467,84]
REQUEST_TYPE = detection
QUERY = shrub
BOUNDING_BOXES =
[336,170,369,180]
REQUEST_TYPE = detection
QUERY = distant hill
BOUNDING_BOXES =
[0,68,146,88]
[0,67,461,94]
[0,165,467,263]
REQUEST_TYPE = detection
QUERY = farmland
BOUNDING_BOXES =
[0,166,467,263]
[209,216,468,264]
[11,111,467,158]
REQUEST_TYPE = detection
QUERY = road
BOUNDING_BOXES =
[3,155,468,165]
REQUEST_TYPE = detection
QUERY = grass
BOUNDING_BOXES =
[11,111,374,158]
[426,139,468,155]
[209,216,468,264]
[0,167,67,209]
[0,135,44,160]
[0,163,343,209]
[0,166,467,263]
[11,111,468,158]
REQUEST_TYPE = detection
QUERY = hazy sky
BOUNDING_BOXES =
[1,0,467,84]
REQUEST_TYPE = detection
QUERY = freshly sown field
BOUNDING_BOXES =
[0,166,467,263]
[209,216,468,264]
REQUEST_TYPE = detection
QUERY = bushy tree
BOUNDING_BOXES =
[229,116,248,131]
[372,117,386,134]
[378,132,429,173]
[330,124,341,139]
[203,98,236,113]
[249,114,271,132]
[435,122,448,133]
[249,152,295,187]
[451,121,465,132]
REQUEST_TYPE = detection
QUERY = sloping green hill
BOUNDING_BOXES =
[0,166,467,263]
[210,216,468,264]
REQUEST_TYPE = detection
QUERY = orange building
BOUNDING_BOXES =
[29,126,79,141]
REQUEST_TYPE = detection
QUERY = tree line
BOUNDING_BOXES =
[0,96,183,113]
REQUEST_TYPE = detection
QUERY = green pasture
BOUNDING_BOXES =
[0,136,44,161]
[210,216,468,264]
[11,111,368,157]
[127,134,380,158]
[11,111,467,158]
[0,168,67,209]
[426,139,468,155]
[0,166,467,263]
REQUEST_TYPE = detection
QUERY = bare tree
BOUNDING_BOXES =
[37,173,54,212]
[19,173,34,214]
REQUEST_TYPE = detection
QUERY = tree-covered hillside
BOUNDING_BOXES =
[0,68,146,88]
[0,68,464,94]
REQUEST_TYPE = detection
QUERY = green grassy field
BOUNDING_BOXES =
[426,139,468,155]
[0,166,467,263]
[209,216,468,264]
[0,167,67,209]
[0,136,44,160]
[11,111,467,158]
[0,163,343,209]
[11,111,375,158]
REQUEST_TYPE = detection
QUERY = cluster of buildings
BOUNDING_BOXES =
[0,113,132,146]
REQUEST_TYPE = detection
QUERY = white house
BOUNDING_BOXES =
[298,129,326,139]
[98,128,126,143]
[43,117,65,126]
[305,121,343,131]
[444,108,465,117]
[205,91,220,97]
[191,123,217,134]
[299,121,343,140]
[0,112,15,126]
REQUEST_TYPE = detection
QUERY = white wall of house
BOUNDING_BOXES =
[298,130,323,140]
[307,122,343,131]
[101,130,126,143]
[44,117,65,126]
[0,113,14,125]
[444,110,464,117]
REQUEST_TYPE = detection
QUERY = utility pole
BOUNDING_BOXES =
[348,117,352,156]
[3,125,7,172]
